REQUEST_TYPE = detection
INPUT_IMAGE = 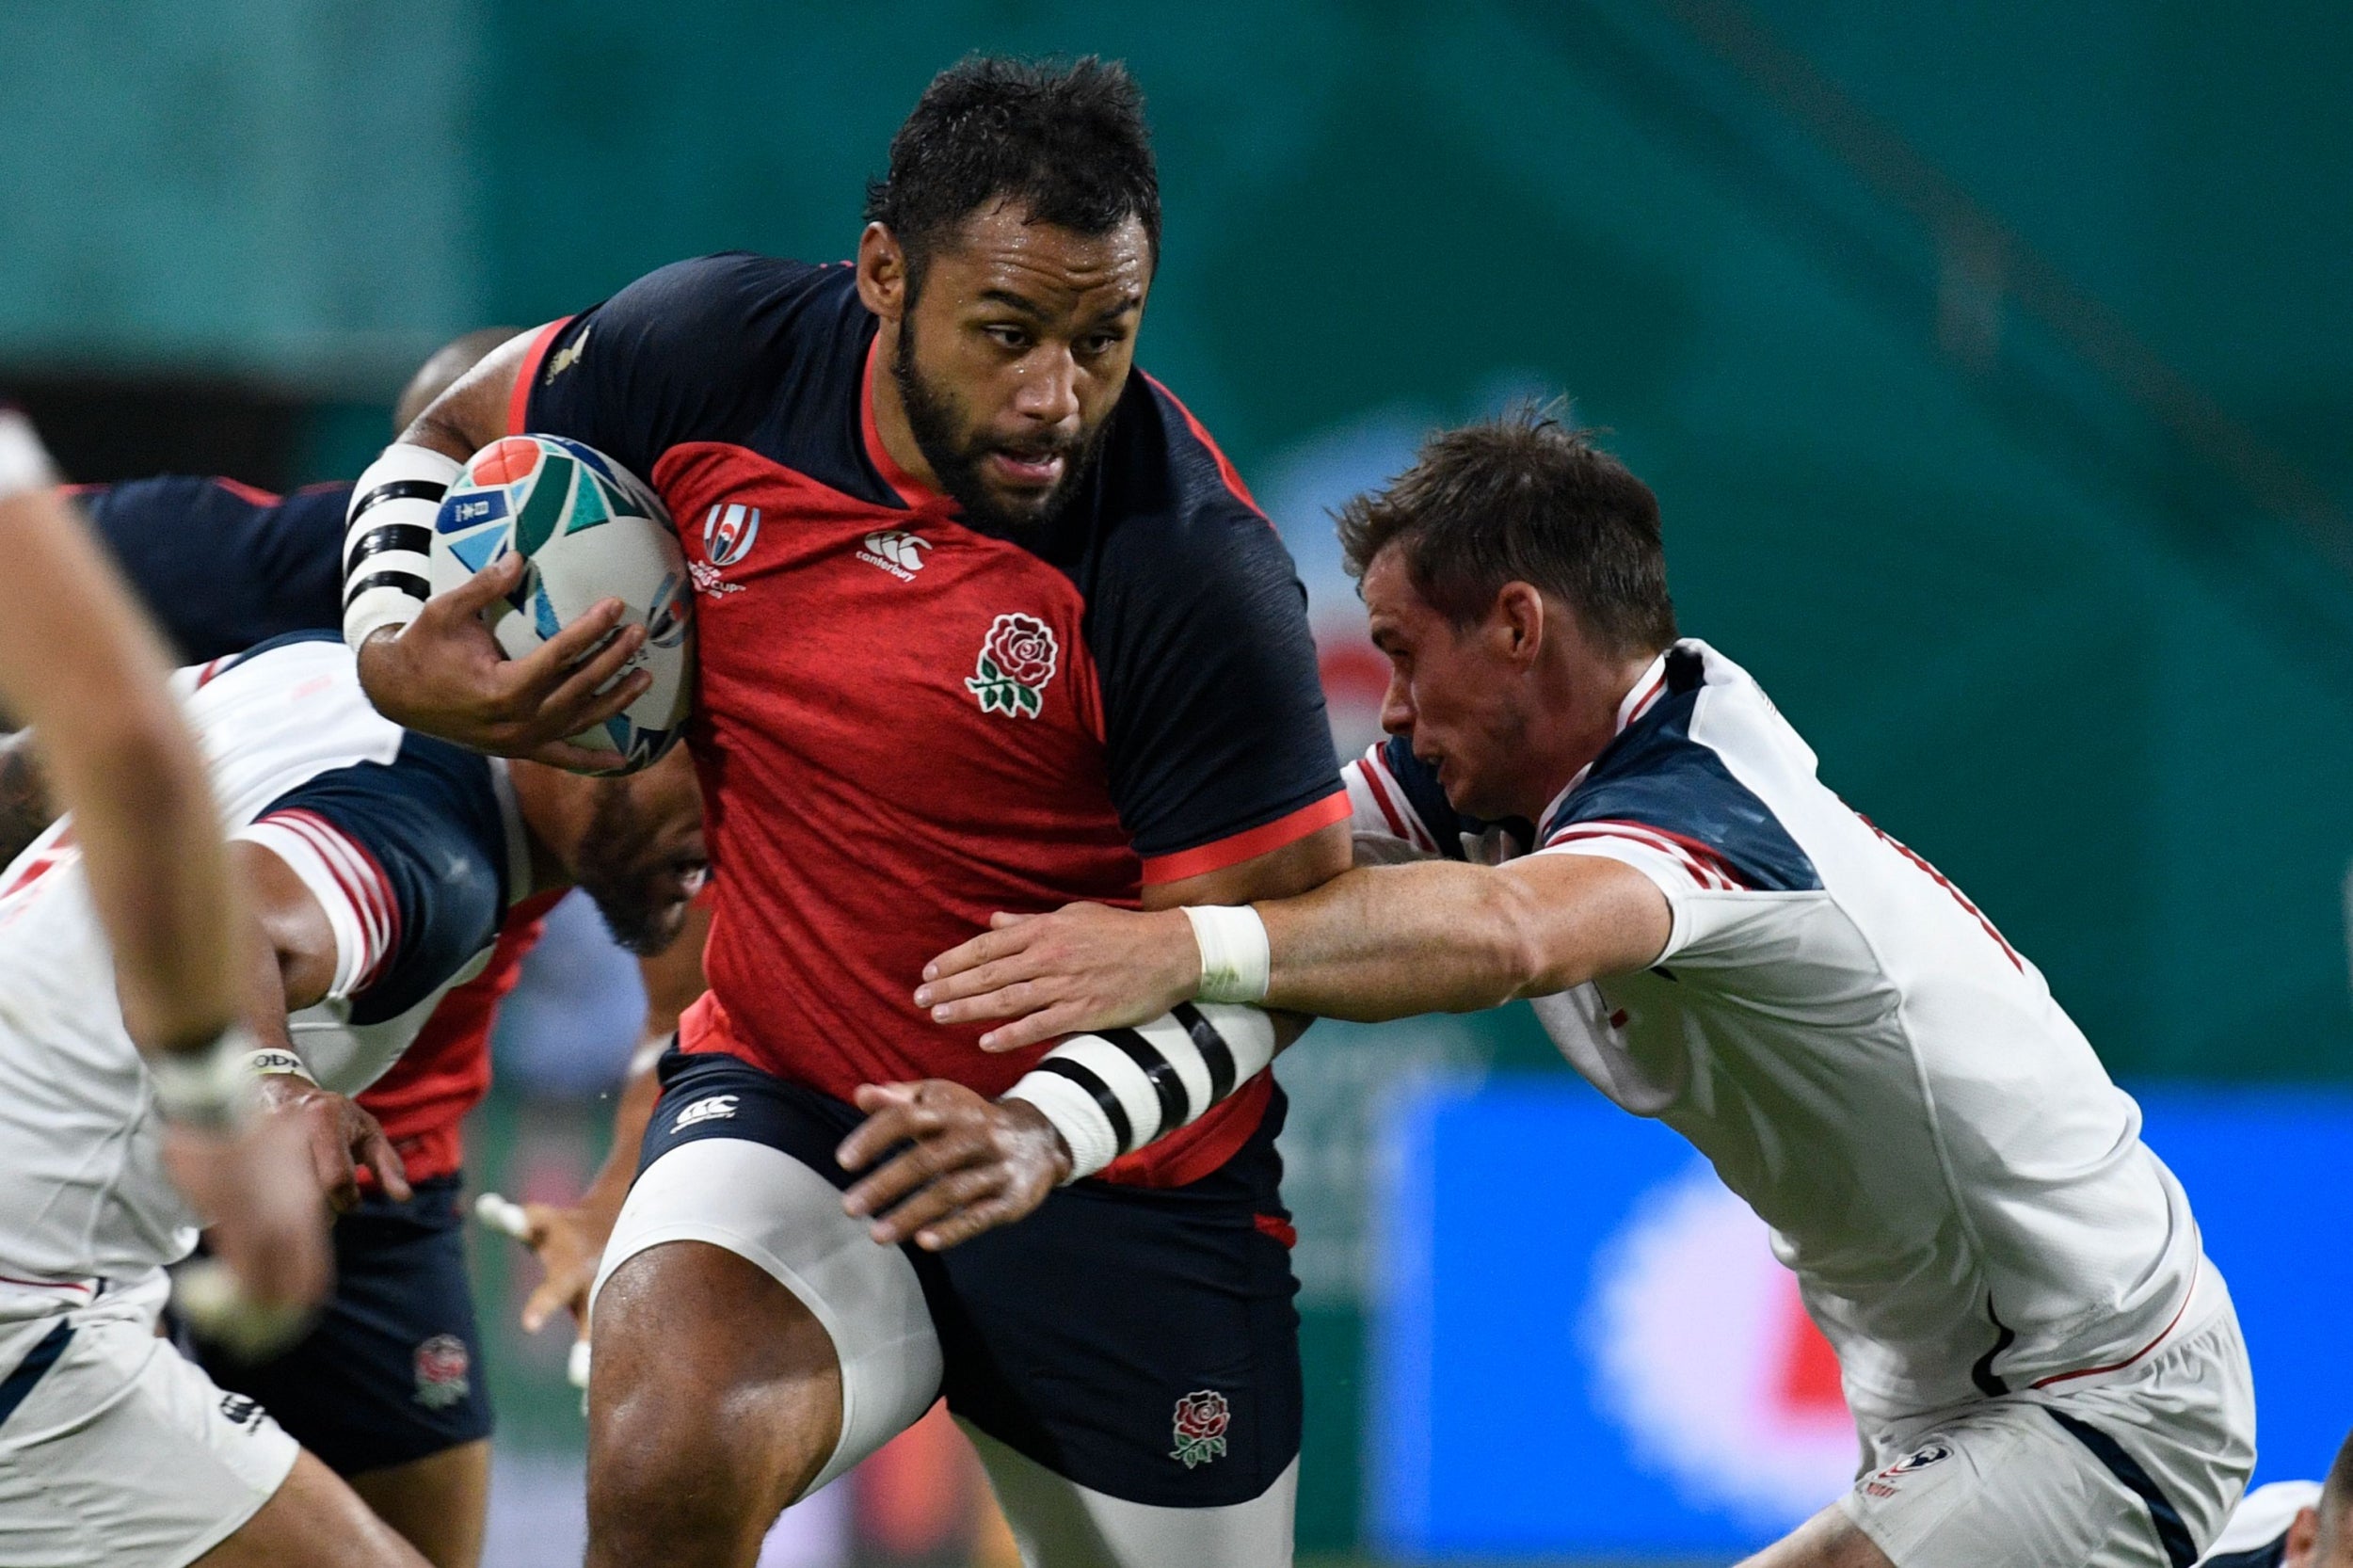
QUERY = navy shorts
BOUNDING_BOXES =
[199,1174,491,1476]
[635,1049,1304,1509]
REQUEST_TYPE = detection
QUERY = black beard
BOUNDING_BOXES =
[575,789,693,957]
[889,318,1110,534]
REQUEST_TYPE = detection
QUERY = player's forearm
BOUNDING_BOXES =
[0,487,244,1052]
[1256,861,1551,1020]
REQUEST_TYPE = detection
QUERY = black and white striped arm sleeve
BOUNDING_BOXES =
[1000,1002,1278,1181]
[341,443,462,650]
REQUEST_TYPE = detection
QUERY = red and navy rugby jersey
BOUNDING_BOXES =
[72,478,549,1184]
[517,252,1344,1184]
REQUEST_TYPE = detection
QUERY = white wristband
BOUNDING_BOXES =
[1000,1001,1280,1183]
[149,1023,265,1130]
[343,442,463,651]
[1182,904,1271,1004]
[0,408,57,501]
[1001,1069,1123,1183]
[243,1047,314,1084]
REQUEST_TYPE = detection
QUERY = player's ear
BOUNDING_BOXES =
[1493,581,1545,668]
[2282,1504,2319,1567]
[857,223,909,323]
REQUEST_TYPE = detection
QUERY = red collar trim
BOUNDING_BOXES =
[860,336,953,514]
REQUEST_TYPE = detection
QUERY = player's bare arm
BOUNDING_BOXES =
[348,333,649,769]
[232,840,412,1211]
[0,420,333,1318]
[839,821,1353,1250]
[917,846,1671,1050]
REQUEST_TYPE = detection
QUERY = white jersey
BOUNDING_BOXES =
[1348,638,2208,1422]
[0,635,527,1298]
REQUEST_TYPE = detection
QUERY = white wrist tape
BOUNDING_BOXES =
[148,1022,265,1130]
[0,408,56,501]
[343,443,462,651]
[1000,1002,1279,1181]
[1181,904,1271,1004]
[242,1047,314,1084]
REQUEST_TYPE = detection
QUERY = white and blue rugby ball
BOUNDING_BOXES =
[430,435,694,775]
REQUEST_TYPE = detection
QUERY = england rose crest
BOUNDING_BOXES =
[1170,1389,1230,1468]
[412,1334,472,1410]
[965,613,1058,719]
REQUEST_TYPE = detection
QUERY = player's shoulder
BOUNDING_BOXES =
[1090,370,1292,588]
[1546,642,1823,893]
[597,252,861,363]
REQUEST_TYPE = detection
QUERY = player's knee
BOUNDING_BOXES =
[586,1398,756,1560]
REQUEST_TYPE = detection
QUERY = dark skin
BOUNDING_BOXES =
[368,207,1347,1568]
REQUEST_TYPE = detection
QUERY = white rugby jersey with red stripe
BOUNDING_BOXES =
[1343,638,2214,1424]
[0,633,527,1297]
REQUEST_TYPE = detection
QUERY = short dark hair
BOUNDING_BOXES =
[1337,404,1677,655]
[865,56,1160,292]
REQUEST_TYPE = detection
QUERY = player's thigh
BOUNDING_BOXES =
[347,1438,489,1568]
[587,1131,943,1509]
[0,1304,415,1568]
[964,1419,1296,1568]
[197,1448,428,1568]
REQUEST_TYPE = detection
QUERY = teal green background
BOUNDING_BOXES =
[8,3,2352,1554]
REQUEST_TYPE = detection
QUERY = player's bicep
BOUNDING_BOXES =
[231,839,341,1013]
[1501,851,1673,995]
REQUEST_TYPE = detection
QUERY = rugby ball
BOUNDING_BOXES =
[430,435,693,775]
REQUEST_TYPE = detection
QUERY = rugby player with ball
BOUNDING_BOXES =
[918,409,2257,1568]
[345,56,1350,1568]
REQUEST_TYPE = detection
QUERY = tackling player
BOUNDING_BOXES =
[0,407,330,1453]
[916,408,2258,1568]
[344,56,1349,1568]
[0,630,703,1568]
[0,335,697,1568]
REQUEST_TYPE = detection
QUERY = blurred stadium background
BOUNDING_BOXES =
[7,2,2353,1562]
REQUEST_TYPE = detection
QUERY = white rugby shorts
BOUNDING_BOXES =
[0,1275,298,1568]
[1839,1269,2255,1568]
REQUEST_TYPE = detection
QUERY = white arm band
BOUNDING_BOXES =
[1000,1002,1279,1181]
[1181,904,1271,1003]
[342,443,463,651]
[0,408,56,501]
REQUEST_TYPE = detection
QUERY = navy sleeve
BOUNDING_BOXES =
[77,478,350,663]
[252,734,511,1026]
[1090,389,1345,881]
[520,252,836,480]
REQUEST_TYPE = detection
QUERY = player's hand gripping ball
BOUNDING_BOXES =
[430,435,694,774]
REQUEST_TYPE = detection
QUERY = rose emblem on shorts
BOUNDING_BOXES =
[1170,1389,1230,1468]
[965,613,1058,719]
[412,1334,472,1410]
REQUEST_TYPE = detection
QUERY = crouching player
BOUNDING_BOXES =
[0,632,703,1568]
[915,408,2257,1568]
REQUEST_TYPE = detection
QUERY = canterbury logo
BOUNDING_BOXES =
[672,1094,739,1131]
[856,529,931,582]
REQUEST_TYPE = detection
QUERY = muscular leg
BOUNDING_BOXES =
[1736,1503,1897,1568]
[585,1240,843,1568]
[193,1449,432,1568]
[348,1438,490,1568]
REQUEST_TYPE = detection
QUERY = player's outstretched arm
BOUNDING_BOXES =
[839,822,1353,1251]
[343,333,648,769]
[917,851,1673,1049]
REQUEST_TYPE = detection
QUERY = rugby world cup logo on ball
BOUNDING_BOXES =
[431,435,695,774]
